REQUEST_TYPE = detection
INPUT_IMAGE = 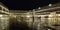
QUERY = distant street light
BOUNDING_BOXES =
[27,15,30,17]
[38,7,41,9]
[48,4,52,7]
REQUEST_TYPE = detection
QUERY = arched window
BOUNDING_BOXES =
[3,8,9,12]
[3,9,5,11]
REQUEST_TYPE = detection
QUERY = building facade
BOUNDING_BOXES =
[0,2,9,30]
[1,2,60,30]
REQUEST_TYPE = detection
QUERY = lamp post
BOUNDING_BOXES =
[32,9,35,30]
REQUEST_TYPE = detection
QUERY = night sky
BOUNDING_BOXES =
[0,0,60,10]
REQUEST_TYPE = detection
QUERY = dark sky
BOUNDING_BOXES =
[0,0,60,10]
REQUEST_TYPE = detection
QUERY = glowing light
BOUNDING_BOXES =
[57,14,60,16]
[27,15,30,17]
[0,15,3,17]
[49,15,53,17]
[48,4,52,6]
[38,7,41,9]
[48,29,50,30]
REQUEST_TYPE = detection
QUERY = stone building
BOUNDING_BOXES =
[32,3,60,30]
[0,2,9,30]
[9,3,60,30]
[1,2,60,30]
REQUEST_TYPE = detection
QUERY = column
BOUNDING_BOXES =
[37,16,41,30]
[40,15,45,30]
[40,15,48,30]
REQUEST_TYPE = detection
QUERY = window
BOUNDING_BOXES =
[3,9,9,12]
[3,9,5,11]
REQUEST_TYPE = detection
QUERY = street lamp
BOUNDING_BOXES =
[38,7,41,9]
[48,4,52,7]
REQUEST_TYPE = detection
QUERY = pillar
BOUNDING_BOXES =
[39,15,48,30]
